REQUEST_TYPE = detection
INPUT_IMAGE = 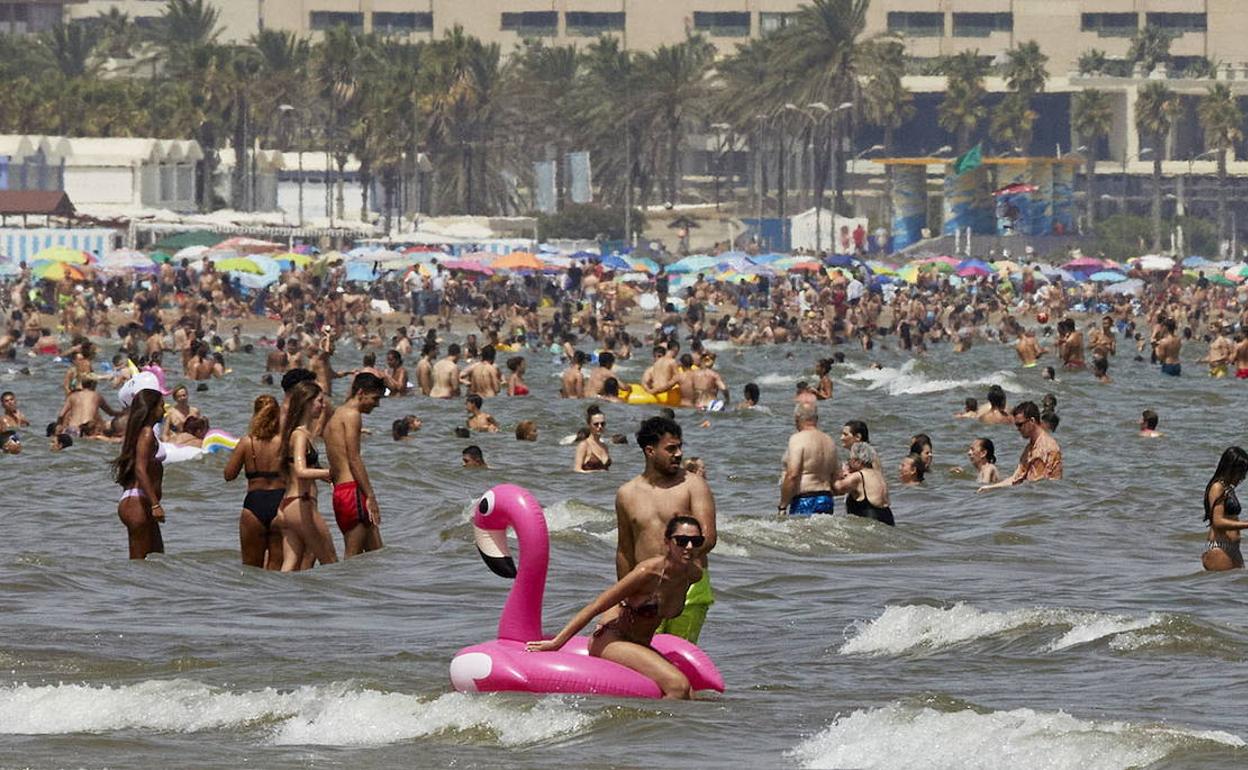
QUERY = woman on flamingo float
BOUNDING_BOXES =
[526,516,704,699]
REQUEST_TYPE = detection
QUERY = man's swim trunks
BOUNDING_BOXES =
[657,569,713,644]
[331,480,369,533]
[1237,368,1248,380]
[788,491,835,516]
[1210,364,1228,378]
[1161,363,1182,377]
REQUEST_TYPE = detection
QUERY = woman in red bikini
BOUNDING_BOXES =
[506,356,530,396]
[275,381,337,571]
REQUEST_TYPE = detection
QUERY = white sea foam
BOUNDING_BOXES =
[839,603,1164,656]
[0,680,591,746]
[543,499,611,533]
[841,360,1021,396]
[790,702,1244,770]
[754,372,799,387]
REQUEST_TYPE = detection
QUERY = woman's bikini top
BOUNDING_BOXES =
[1220,487,1242,519]
[582,448,611,471]
[244,436,282,480]
[287,431,320,469]
[621,564,668,620]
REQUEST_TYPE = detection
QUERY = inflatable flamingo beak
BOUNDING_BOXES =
[474,525,516,579]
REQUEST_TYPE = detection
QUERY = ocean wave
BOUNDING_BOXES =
[543,499,612,533]
[717,514,897,557]
[841,360,1021,396]
[789,701,1244,769]
[0,680,592,746]
[839,603,1167,656]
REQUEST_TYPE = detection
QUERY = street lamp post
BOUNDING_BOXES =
[850,143,885,223]
[709,122,732,212]
[1181,148,1217,219]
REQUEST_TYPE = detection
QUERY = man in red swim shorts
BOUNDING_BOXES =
[1234,333,1248,379]
[325,372,385,558]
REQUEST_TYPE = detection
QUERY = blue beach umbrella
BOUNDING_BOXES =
[1089,270,1127,283]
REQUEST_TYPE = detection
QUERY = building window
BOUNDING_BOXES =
[566,11,624,36]
[500,11,557,36]
[1081,12,1139,37]
[1146,12,1207,34]
[952,12,1011,37]
[310,12,364,32]
[373,12,433,34]
[887,11,943,38]
[760,12,793,35]
[692,11,750,37]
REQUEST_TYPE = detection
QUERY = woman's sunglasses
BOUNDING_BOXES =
[591,420,606,427]
[670,535,705,548]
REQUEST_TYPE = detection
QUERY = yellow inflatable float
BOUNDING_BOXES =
[620,383,681,406]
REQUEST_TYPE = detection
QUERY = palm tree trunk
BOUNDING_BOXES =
[232,92,247,210]
[666,120,681,204]
[882,124,895,238]
[777,127,787,250]
[1217,147,1228,246]
[360,160,371,222]
[1151,152,1163,252]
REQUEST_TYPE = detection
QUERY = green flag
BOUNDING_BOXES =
[953,143,983,176]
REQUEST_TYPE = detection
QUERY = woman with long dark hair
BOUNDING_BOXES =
[1202,446,1248,571]
[224,394,284,569]
[112,388,167,559]
[275,381,336,572]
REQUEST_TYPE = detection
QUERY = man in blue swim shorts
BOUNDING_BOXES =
[779,402,841,516]
[1156,319,1182,377]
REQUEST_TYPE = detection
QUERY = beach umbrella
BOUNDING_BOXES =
[897,264,919,284]
[918,255,960,267]
[627,256,658,274]
[174,245,210,262]
[668,254,719,273]
[215,236,282,254]
[1062,256,1105,272]
[715,255,755,273]
[750,253,787,264]
[149,250,173,263]
[32,245,91,264]
[31,260,88,281]
[1089,270,1127,283]
[1209,274,1236,286]
[214,257,264,274]
[1105,279,1144,296]
[345,262,378,282]
[1225,264,1248,281]
[1137,254,1176,271]
[778,258,823,272]
[273,252,313,267]
[956,264,992,278]
[491,251,544,270]
[920,260,954,273]
[600,253,631,271]
[99,248,155,272]
[443,259,493,274]
[992,260,1022,274]
[1182,256,1212,268]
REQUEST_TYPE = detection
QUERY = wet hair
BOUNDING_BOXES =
[506,356,524,373]
[844,420,869,443]
[1040,411,1060,431]
[1141,409,1159,430]
[280,381,322,473]
[447,343,461,356]
[392,418,412,440]
[1042,366,1056,379]
[515,420,538,441]
[909,433,932,459]
[1204,447,1248,521]
[573,350,589,366]
[602,377,620,397]
[1012,401,1041,422]
[986,384,1006,410]
[598,351,615,368]
[680,353,694,368]
[659,408,676,420]
[281,367,316,393]
[665,515,702,538]
[586,403,603,424]
[387,349,401,364]
[1041,393,1057,412]
[54,433,73,449]
[247,395,280,440]
[975,437,997,464]
[350,371,386,396]
[902,453,926,482]
[466,394,483,410]
[481,344,496,363]
[111,388,165,486]
[1,391,13,401]
[637,415,682,450]
[964,397,978,413]
[183,415,209,438]
[744,382,760,403]
[848,441,877,467]
[454,426,471,438]
[362,352,376,367]
[462,445,485,464]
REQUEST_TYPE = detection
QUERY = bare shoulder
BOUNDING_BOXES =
[616,475,646,502]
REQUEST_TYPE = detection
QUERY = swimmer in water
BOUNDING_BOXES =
[898,453,925,485]
[954,397,978,419]
[574,404,611,473]
[527,515,705,700]
[957,437,1000,484]
[1201,446,1248,571]
[1139,409,1162,438]
[833,441,895,526]
[461,445,488,468]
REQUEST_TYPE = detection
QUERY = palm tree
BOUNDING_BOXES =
[150,0,222,72]
[861,38,912,227]
[224,45,262,210]
[573,36,649,213]
[96,8,140,59]
[1135,82,1182,251]
[511,41,580,209]
[712,36,783,222]
[37,23,99,78]
[1000,40,1047,153]
[939,51,989,153]
[637,35,715,205]
[1197,83,1244,246]
[1071,89,1114,229]
[989,92,1036,155]
[1127,27,1171,75]
[314,24,365,219]
[771,0,869,213]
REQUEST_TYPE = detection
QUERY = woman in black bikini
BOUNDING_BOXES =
[527,516,704,699]
[573,404,611,472]
[275,381,337,572]
[833,441,895,526]
[1201,446,1248,571]
[224,394,285,569]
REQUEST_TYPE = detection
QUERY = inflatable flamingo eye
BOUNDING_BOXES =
[478,490,496,516]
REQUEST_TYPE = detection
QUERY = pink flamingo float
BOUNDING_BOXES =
[449,484,725,698]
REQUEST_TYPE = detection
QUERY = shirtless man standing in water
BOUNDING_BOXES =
[615,416,717,643]
[324,372,384,557]
[1015,329,1046,367]
[779,402,842,515]
[430,344,462,398]
[1234,333,1248,380]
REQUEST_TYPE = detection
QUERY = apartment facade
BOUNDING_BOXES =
[1,0,82,34]
[63,1,1245,75]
